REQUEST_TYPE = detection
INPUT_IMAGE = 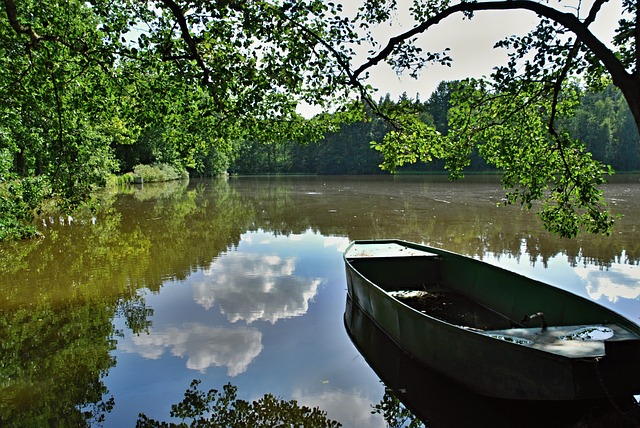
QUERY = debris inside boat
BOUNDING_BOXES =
[387,288,515,331]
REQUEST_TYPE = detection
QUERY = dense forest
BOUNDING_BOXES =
[229,82,640,175]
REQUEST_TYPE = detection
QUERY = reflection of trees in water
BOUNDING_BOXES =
[3,177,638,306]
[118,295,154,335]
[0,178,255,306]
[228,176,640,266]
[111,178,256,290]
[0,303,117,426]
[137,380,342,427]
[1,176,639,425]
[0,178,255,426]
[372,390,425,428]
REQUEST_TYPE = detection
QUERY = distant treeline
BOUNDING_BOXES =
[228,82,640,175]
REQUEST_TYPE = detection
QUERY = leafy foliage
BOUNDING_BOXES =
[133,164,189,183]
[136,380,342,428]
[348,0,640,237]
[0,0,360,239]
[2,0,640,238]
[447,79,614,237]
[0,177,47,240]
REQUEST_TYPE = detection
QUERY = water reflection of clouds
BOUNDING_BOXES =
[576,263,640,303]
[119,230,349,383]
[193,251,322,324]
[322,235,350,252]
[122,323,262,376]
[293,389,385,428]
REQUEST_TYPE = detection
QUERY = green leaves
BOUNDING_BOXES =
[366,73,616,237]
[1,0,365,236]
[373,115,444,172]
[447,78,614,238]
[0,177,46,240]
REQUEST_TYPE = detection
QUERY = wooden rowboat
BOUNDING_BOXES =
[343,239,640,400]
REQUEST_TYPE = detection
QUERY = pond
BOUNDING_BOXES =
[1,175,639,427]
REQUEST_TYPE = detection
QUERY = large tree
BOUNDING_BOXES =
[341,0,638,237]
[1,0,638,238]
[1,0,353,172]
[0,0,356,239]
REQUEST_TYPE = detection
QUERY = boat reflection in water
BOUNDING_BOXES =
[343,240,640,402]
[344,297,640,428]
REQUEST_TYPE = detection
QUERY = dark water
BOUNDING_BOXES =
[1,175,639,427]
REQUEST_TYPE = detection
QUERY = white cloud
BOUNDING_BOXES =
[323,235,350,253]
[575,263,640,303]
[122,323,263,376]
[194,251,322,324]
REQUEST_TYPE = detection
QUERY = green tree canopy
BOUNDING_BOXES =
[0,0,362,238]
[346,0,639,237]
[2,0,639,238]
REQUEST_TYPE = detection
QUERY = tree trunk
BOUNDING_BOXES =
[617,76,640,136]
[14,148,25,175]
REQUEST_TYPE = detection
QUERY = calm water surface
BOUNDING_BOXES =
[1,175,639,427]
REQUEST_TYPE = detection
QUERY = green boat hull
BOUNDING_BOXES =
[344,239,640,400]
